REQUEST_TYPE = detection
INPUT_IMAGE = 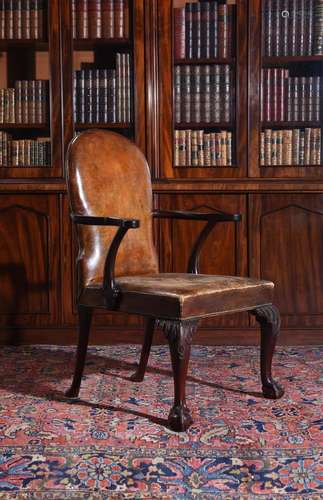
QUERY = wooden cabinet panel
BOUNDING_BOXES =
[157,193,248,328]
[250,194,323,327]
[0,194,60,328]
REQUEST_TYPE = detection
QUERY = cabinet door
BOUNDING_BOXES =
[157,193,248,328]
[0,194,60,328]
[250,194,323,328]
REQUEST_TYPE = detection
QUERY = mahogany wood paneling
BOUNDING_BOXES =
[250,194,323,328]
[157,193,249,329]
[0,194,60,331]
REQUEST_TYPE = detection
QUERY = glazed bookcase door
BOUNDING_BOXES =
[61,0,146,160]
[156,0,247,179]
[0,1,63,178]
[249,0,323,178]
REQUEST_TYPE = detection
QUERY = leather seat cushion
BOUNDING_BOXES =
[80,273,274,320]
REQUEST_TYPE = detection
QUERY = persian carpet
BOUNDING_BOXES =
[0,345,321,499]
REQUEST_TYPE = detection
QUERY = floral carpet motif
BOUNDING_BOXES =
[0,344,321,499]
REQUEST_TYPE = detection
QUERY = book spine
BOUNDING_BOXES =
[307,0,314,55]
[314,0,323,55]
[260,131,265,165]
[281,0,289,56]
[185,2,193,59]
[200,2,210,59]
[298,0,305,55]
[299,130,305,165]
[114,0,124,39]
[264,68,271,122]
[126,53,131,123]
[293,77,299,121]
[102,0,114,38]
[178,129,186,166]
[5,0,14,38]
[197,130,203,166]
[213,64,221,122]
[174,65,181,123]
[192,65,201,123]
[277,129,283,164]
[310,128,316,164]
[88,0,101,39]
[209,1,217,58]
[292,128,300,164]
[227,131,232,166]
[13,0,22,38]
[290,0,297,56]
[314,76,320,121]
[223,64,231,122]
[29,79,36,123]
[202,65,210,123]
[300,76,306,121]
[273,0,281,56]
[0,0,5,39]
[191,130,198,166]
[185,129,191,166]
[98,69,106,122]
[218,4,227,58]
[266,0,273,56]
[76,0,88,39]
[264,128,272,165]
[192,3,201,59]
[204,133,211,166]
[93,69,100,123]
[316,128,321,164]
[174,7,185,60]
[30,0,37,38]
[72,0,76,38]
[174,129,179,166]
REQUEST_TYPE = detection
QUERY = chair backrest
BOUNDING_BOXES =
[66,130,159,289]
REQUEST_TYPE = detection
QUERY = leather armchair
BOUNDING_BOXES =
[65,129,284,432]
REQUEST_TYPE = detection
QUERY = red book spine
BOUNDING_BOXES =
[102,0,113,38]
[124,0,129,39]
[76,0,88,39]
[272,68,278,121]
[114,0,124,39]
[218,4,227,58]
[264,68,271,122]
[5,0,14,38]
[174,7,185,60]
[88,0,101,39]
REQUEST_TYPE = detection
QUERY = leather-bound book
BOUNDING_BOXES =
[298,0,305,55]
[300,76,306,122]
[185,2,193,59]
[197,129,204,165]
[292,128,300,164]
[289,0,297,56]
[174,130,180,166]
[93,69,100,123]
[191,130,198,166]
[174,65,181,123]
[182,64,191,124]
[114,0,124,38]
[102,0,114,38]
[185,129,192,166]
[5,0,14,38]
[203,133,211,166]
[200,2,210,59]
[218,3,227,58]
[307,0,314,55]
[281,0,289,56]
[314,0,323,55]
[30,0,37,38]
[314,76,321,121]
[88,0,101,38]
[209,1,218,58]
[260,131,265,165]
[28,79,36,123]
[76,0,88,39]
[192,2,201,59]
[227,131,232,166]
[273,0,281,56]
[13,0,22,38]
[192,65,201,123]
[222,64,231,122]
[174,7,185,60]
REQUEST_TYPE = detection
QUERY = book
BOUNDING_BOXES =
[174,7,185,60]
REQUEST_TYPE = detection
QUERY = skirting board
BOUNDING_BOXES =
[0,327,322,346]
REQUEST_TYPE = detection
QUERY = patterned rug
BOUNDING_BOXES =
[0,345,321,499]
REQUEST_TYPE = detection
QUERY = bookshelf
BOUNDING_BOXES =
[249,0,323,178]
[62,0,146,158]
[156,0,247,179]
[0,1,62,178]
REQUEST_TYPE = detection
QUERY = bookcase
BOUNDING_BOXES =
[0,0,323,345]
[0,1,62,178]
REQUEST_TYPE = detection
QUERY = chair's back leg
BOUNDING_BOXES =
[159,319,198,432]
[130,317,155,382]
[65,305,93,399]
[252,305,284,399]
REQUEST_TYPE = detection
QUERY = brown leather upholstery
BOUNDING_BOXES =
[80,274,274,319]
[66,130,159,290]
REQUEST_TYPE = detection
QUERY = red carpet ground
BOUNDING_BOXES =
[0,345,321,499]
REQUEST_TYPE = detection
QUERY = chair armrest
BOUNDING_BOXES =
[71,214,140,228]
[153,210,241,222]
[71,213,139,308]
[153,209,241,274]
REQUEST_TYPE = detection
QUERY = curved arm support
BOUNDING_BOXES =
[103,225,130,308]
[187,220,217,274]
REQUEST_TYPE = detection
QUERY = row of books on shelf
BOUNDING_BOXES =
[174,64,232,124]
[174,1,233,60]
[260,128,321,166]
[0,0,45,40]
[262,0,323,57]
[261,69,321,122]
[174,129,233,167]
[0,80,48,124]
[72,0,129,40]
[0,132,51,166]
[73,54,131,124]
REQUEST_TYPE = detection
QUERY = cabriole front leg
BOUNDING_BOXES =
[252,305,284,399]
[65,305,93,399]
[159,319,198,432]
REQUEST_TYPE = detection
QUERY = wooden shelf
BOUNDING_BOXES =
[0,123,49,129]
[0,165,51,169]
[73,38,131,50]
[0,39,48,50]
[263,55,323,65]
[175,122,234,129]
[174,58,235,65]
[75,123,132,129]
[261,122,321,128]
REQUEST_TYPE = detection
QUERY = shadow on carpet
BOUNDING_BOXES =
[0,345,321,499]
